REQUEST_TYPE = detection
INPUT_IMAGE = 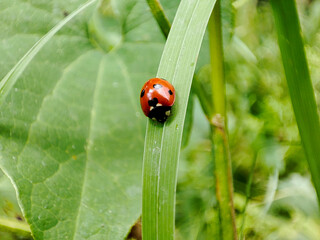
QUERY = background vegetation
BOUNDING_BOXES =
[0,0,320,239]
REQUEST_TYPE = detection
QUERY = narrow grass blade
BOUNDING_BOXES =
[146,0,171,38]
[142,0,216,239]
[270,0,320,201]
[181,91,194,148]
[0,0,97,104]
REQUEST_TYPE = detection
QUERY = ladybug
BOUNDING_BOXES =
[140,78,175,123]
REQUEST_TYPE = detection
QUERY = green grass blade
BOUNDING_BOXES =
[146,0,171,38]
[0,0,97,104]
[270,0,320,201]
[142,0,216,239]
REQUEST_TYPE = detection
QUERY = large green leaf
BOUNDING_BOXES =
[0,0,178,239]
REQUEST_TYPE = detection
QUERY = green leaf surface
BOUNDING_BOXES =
[0,0,178,239]
[181,91,194,149]
[0,0,97,103]
[270,0,320,202]
[142,0,216,239]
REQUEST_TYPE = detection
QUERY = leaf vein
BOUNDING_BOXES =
[72,54,105,240]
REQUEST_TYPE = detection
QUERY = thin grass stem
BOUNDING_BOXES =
[209,1,237,239]
[145,0,171,38]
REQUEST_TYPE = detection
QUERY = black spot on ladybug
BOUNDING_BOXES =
[153,84,163,89]
[168,90,173,95]
[140,89,145,98]
[148,98,158,107]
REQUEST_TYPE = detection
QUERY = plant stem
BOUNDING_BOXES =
[145,0,171,38]
[209,1,237,239]
[209,1,225,117]
[0,217,31,235]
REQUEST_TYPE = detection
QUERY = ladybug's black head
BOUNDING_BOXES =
[148,106,171,123]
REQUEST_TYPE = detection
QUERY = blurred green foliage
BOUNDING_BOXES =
[176,0,320,239]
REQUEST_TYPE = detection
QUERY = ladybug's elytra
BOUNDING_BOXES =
[140,78,176,123]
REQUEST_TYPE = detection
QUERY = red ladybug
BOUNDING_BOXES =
[140,78,176,122]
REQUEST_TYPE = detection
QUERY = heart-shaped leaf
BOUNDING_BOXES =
[0,0,178,239]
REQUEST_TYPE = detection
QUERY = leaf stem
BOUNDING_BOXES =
[209,1,237,239]
[0,217,31,235]
[145,0,171,38]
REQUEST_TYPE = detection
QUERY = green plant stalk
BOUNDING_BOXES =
[145,0,171,38]
[142,0,217,239]
[209,2,225,117]
[0,217,31,235]
[211,124,236,239]
[0,0,97,104]
[209,1,237,239]
[270,0,320,202]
